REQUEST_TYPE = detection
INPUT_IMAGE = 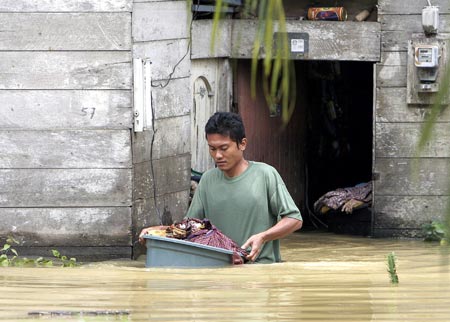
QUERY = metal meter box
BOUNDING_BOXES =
[415,46,439,68]
[407,34,450,105]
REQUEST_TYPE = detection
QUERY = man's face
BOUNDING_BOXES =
[207,133,247,177]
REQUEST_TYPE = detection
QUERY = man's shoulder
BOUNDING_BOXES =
[199,167,222,181]
[250,161,278,175]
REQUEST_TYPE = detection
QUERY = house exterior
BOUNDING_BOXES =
[0,0,448,260]
[0,0,191,259]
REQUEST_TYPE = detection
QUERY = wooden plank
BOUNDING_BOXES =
[132,183,190,259]
[376,52,407,87]
[282,20,381,61]
[0,130,132,168]
[374,158,450,195]
[376,87,450,122]
[151,77,191,119]
[379,50,407,65]
[0,13,131,50]
[133,115,190,163]
[0,207,131,246]
[379,0,450,14]
[133,190,189,233]
[376,123,450,157]
[374,196,448,229]
[192,20,381,61]
[133,38,190,80]
[380,31,450,53]
[0,90,132,130]
[0,52,131,90]
[0,169,132,207]
[133,154,190,199]
[191,20,232,59]
[380,14,450,32]
[376,65,406,87]
[0,0,132,12]
[132,1,189,42]
[381,31,411,52]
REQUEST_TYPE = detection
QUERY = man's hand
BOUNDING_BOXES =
[241,217,302,262]
[241,232,267,262]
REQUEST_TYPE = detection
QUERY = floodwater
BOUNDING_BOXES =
[1,231,450,321]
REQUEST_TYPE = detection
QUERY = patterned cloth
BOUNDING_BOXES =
[169,218,248,265]
[314,182,372,214]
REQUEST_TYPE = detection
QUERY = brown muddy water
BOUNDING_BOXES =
[1,231,450,321]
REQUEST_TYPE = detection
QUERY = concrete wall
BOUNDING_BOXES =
[132,0,191,257]
[374,0,450,237]
[0,0,134,259]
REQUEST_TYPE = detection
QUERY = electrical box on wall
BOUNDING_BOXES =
[407,34,450,105]
[133,58,153,132]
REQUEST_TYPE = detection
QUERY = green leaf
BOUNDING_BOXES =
[11,248,18,256]
[51,249,61,258]
[6,237,19,245]
[2,244,11,251]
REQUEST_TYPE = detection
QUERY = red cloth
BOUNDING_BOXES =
[172,218,248,264]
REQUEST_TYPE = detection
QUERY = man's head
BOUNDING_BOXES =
[205,112,248,177]
[205,112,246,145]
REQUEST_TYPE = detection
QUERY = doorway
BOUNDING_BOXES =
[303,61,373,233]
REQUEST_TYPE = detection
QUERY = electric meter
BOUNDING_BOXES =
[414,45,439,67]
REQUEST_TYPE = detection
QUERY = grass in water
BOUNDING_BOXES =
[387,252,399,284]
[1,236,78,267]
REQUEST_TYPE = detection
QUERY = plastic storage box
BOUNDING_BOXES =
[144,235,235,268]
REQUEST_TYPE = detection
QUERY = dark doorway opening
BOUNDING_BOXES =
[302,61,373,234]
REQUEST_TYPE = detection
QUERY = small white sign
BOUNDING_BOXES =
[291,39,305,53]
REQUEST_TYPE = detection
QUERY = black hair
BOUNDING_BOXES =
[205,112,246,144]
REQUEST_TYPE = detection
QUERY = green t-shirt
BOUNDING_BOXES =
[186,161,302,263]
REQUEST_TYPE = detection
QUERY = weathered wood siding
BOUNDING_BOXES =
[375,0,450,237]
[0,0,133,259]
[132,0,191,257]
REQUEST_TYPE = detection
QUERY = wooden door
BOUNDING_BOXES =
[192,75,215,173]
[191,59,232,173]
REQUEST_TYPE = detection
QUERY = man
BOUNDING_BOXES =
[141,112,302,263]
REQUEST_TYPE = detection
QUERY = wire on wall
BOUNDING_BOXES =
[147,11,197,225]
[149,93,164,225]
[150,11,196,89]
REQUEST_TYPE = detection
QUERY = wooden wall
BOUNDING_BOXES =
[0,0,133,259]
[132,0,191,257]
[374,0,450,237]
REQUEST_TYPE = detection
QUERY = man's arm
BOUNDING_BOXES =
[241,217,302,262]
